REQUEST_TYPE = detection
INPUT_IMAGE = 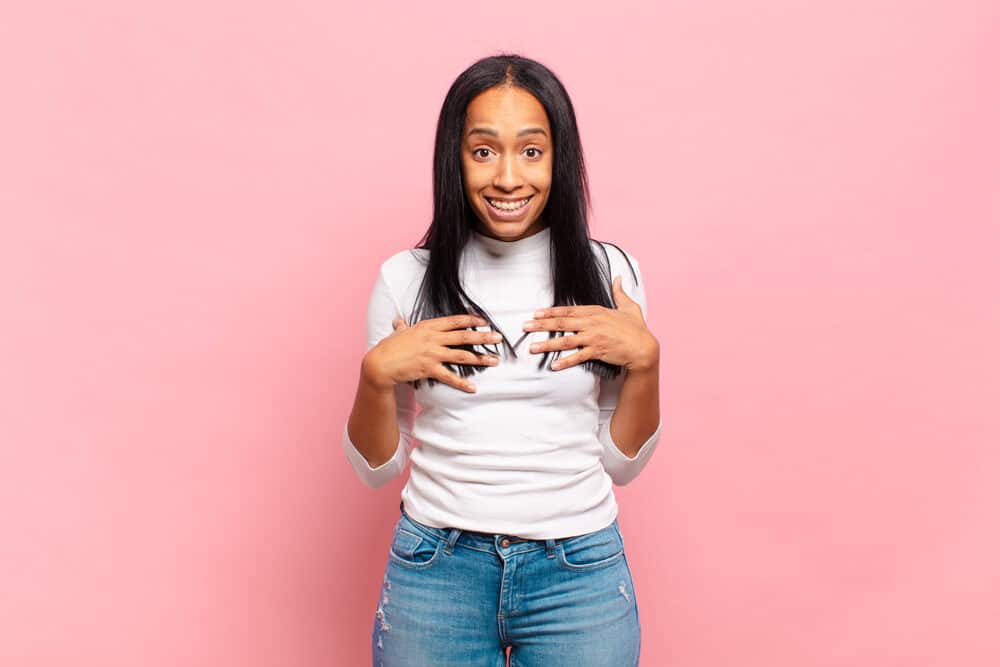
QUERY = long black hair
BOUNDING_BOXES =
[406,53,637,389]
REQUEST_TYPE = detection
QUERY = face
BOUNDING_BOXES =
[461,85,553,242]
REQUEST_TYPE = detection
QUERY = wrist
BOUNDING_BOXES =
[626,335,660,374]
[361,351,395,391]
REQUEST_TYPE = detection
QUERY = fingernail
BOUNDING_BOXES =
[491,332,502,341]
[523,320,536,329]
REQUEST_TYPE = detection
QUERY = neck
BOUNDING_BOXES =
[468,224,551,265]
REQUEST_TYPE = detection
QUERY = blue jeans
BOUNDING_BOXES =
[370,501,641,666]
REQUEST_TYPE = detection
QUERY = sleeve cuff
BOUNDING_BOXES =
[342,422,408,489]
[598,418,662,485]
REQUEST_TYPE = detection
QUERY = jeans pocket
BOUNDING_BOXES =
[389,524,444,570]
[556,523,625,572]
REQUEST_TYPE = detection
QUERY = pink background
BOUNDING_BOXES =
[2,1,998,665]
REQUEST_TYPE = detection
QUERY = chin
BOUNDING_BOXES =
[486,221,534,238]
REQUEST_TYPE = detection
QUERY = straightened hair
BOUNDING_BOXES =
[405,53,637,389]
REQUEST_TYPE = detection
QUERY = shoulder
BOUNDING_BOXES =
[380,246,428,272]
[373,247,430,302]
[377,247,429,281]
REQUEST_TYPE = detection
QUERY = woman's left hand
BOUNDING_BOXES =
[523,275,660,373]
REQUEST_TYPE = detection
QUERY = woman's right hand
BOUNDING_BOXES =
[362,314,502,393]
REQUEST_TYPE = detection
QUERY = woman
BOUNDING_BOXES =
[344,53,662,666]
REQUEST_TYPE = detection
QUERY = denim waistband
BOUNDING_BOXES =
[398,499,582,547]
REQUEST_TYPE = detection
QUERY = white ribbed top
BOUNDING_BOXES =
[343,225,661,539]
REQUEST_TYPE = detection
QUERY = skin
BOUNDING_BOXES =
[524,275,659,374]
[348,85,660,468]
[461,85,552,243]
[457,84,658,373]
[349,315,500,467]
[527,275,660,459]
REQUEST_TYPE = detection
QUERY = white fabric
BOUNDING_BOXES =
[343,225,662,538]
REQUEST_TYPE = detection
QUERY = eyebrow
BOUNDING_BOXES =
[466,126,548,139]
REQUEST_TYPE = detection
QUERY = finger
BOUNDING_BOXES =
[436,347,500,366]
[439,328,504,347]
[612,275,634,308]
[432,366,478,393]
[549,348,591,371]
[423,314,491,331]
[445,350,500,367]
[532,305,603,320]
[524,315,587,332]
[528,333,585,354]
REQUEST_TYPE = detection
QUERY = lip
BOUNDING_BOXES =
[483,194,533,221]
[485,195,534,202]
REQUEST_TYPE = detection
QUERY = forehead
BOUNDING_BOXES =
[464,86,550,135]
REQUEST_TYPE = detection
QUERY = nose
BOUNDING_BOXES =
[492,153,523,192]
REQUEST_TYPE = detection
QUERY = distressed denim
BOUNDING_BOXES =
[371,501,641,666]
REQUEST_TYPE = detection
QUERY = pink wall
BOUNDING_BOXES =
[2,1,998,665]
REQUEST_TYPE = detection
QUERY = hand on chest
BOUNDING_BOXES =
[463,277,565,364]
[411,263,598,407]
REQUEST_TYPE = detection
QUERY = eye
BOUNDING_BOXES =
[471,147,544,160]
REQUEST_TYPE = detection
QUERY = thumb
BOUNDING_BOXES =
[392,316,407,331]
[612,275,632,308]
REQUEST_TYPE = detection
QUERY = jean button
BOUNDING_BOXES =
[500,538,510,548]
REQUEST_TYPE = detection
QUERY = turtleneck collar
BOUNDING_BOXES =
[467,225,551,265]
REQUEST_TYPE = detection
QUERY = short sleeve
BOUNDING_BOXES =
[596,255,662,486]
[342,264,418,489]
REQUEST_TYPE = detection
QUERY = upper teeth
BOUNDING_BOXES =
[487,197,530,210]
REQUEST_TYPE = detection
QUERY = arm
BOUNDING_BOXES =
[342,265,417,489]
[597,257,662,486]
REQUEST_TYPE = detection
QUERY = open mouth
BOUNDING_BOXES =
[485,195,533,212]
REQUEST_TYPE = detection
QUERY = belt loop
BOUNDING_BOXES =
[545,538,557,558]
[444,528,461,555]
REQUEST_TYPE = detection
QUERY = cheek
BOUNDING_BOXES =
[532,162,553,191]
[462,160,488,191]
